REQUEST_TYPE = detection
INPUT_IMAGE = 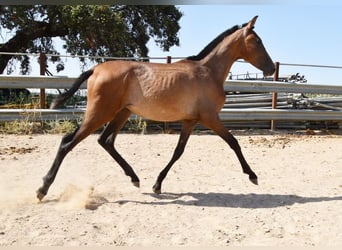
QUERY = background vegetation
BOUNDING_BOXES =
[0,5,182,74]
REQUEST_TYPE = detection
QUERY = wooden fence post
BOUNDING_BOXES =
[164,56,172,132]
[39,53,46,108]
[271,61,280,130]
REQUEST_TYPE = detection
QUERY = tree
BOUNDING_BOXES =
[0,5,183,75]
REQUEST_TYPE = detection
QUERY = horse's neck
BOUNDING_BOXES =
[200,38,240,84]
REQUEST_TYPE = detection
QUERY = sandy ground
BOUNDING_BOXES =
[0,130,341,246]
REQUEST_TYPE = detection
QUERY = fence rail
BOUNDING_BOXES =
[0,75,342,126]
[1,108,341,122]
[0,75,82,89]
[1,75,342,94]
[224,80,342,95]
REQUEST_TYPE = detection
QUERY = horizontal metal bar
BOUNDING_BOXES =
[224,80,342,94]
[1,76,342,95]
[220,108,342,121]
[0,108,85,121]
[224,102,289,109]
[0,52,183,61]
[1,108,341,122]
[280,62,342,69]
[0,75,83,89]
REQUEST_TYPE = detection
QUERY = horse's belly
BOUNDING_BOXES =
[127,104,193,122]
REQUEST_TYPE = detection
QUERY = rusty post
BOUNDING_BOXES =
[271,62,280,130]
[164,56,172,132]
[39,53,46,108]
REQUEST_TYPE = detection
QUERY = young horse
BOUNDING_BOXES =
[37,16,275,201]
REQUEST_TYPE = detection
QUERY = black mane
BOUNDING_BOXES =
[187,23,248,61]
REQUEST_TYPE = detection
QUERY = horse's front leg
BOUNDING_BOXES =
[201,115,258,185]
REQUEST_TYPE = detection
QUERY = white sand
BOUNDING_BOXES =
[0,131,341,246]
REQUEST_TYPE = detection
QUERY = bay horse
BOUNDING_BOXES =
[36,16,275,201]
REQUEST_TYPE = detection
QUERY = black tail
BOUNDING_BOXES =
[50,69,94,109]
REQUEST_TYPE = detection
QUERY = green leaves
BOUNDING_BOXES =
[0,5,182,74]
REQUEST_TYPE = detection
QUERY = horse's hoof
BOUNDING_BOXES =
[132,181,140,188]
[36,189,45,201]
[152,183,161,194]
[249,177,258,185]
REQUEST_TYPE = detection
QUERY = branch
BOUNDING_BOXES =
[0,21,68,74]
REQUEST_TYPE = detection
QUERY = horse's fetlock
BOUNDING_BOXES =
[97,137,105,146]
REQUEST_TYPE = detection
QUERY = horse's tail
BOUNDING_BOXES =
[50,69,94,109]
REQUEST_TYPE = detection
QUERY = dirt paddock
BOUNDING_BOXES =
[0,130,341,246]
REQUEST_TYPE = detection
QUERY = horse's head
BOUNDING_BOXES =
[238,16,275,76]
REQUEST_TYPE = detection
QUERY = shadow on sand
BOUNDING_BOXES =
[114,192,342,209]
[40,191,342,210]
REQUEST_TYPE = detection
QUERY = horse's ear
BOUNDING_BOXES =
[246,16,258,30]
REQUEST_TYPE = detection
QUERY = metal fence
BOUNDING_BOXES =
[2,75,342,94]
[1,75,342,129]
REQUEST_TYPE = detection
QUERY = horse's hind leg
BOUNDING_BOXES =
[36,125,90,201]
[37,107,115,201]
[201,115,258,185]
[97,108,140,187]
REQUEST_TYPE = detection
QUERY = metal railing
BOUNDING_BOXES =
[224,80,342,95]
[1,108,341,123]
[1,75,342,124]
[1,75,342,94]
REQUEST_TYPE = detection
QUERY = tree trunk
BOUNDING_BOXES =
[0,53,11,74]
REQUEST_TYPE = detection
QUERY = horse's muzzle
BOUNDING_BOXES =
[263,65,275,77]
